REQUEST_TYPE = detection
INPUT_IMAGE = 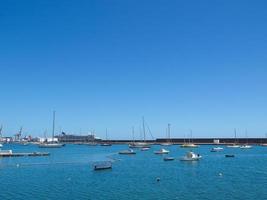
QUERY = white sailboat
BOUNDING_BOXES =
[0,125,3,148]
[129,117,151,148]
[39,111,64,148]
[180,130,199,148]
[161,123,173,146]
[227,129,240,148]
[240,129,252,149]
[100,128,112,146]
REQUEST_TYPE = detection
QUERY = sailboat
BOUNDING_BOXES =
[39,111,64,148]
[180,130,198,148]
[240,129,252,149]
[129,117,151,148]
[101,128,112,146]
[161,123,172,146]
[0,125,3,148]
[227,129,240,148]
[260,133,267,146]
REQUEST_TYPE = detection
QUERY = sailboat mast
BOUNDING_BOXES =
[245,129,248,144]
[167,123,171,142]
[189,129,193,143]
[132,126,135,143]
[0,125,2,139]
[106,128,108,140]
[142,116,146,142]
[234,128,237,144]
[52,111,56,141]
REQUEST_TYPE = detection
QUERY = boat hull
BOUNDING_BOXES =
[164,157,175,161]
[225,154,235,158]
[93,162,112,170]
[180,144,199,148]
[38,143,64,148]
[100,143,112,146]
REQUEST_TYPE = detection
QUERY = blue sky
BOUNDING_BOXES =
[1,0,267,139]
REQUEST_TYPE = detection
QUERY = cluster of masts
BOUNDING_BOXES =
[1,114,267,148]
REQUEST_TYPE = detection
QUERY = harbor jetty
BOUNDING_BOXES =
[0,150,50,157]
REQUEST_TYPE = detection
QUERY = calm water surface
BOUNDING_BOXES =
[0,144,267,200]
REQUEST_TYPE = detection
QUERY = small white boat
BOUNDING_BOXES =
[129,142,150,148]
[180,143,199,148]
[38,143,64,148]
[163,156,175,161]
[180,151,202,161]
[119,149,136,155]
[141,147,150,151]
[161,143,172,146]
[0,144,3,148]
[100,143,112,146]
[154,148,169,154]
[227,144,240,148]
[211,147,223,152]
[240,144,252,149]
[0,150,12,156]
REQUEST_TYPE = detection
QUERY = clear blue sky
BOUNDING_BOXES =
[1,0,267,139]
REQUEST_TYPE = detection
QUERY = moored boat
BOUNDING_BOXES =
[100,142,111,146]
[0,150,12,156]
[39,143,64,148]
[129,117,152,148]
[180,151,201,161]
[119,149,136,155]
[100,128,112,146]
[129,142,150,148]
[38,111,64,148]
[211,147,223,152]
[141,147,150,151]
[227,129,240,148]
[163,156,175,161]
[93,161,112,170]
[161,123,173,146]
[180,143,199,148]
[240,144,252,149]
[154,148,169,154]
[161,143,172,146]
[227,144,240,148]
[225,154,235,158]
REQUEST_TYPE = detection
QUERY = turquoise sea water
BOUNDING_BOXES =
[0,144,267,200]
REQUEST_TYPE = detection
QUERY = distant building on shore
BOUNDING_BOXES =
[55,132,101,143]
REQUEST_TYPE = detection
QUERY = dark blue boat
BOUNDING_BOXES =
[225,154,235,158]
[93,161,112,170]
